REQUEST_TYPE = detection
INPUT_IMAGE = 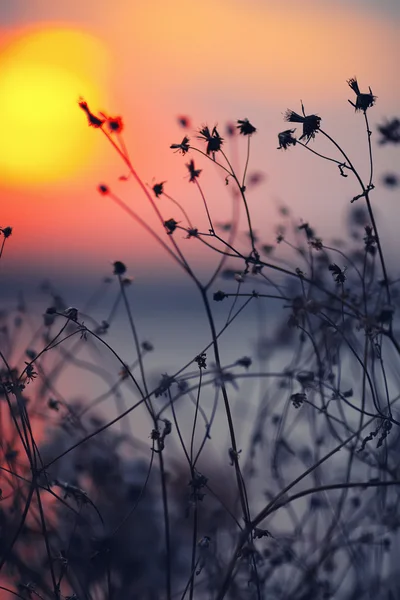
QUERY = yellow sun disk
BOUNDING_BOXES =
[0,62,100,183]
[0,27,109,187]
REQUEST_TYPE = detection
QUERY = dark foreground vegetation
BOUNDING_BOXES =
[1,79,400,599]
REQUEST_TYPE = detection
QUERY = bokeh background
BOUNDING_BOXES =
[0,5,399,598]
[0,0,399,405]
[1,0,399,294]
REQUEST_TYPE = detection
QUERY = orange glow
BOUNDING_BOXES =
[115,0,399,102]
[0,27,110,186]
[0,3,398,279]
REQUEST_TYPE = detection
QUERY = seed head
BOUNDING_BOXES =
[347,77,376,112]
[237,118,256,136]
[197,125,223,155]
[113,261,127,275]
[277,129,297,150]
[186,159,202,182]
[152,182,166,197]
[284,103,321,143]
[0,226,12,238]
[170,136,190,155]
[78,99,104,128]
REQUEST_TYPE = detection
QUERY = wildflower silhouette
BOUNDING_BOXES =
[347,77,376,112]
[213,290,227,301]
[0,226,12,238]
[2,78,399,600]
[194,352,207,369]
[197,125,224,156]
[103,115,124,134]
[186,159,202,182]
[152,182,166,197]
[78,99,104,128]
[164,218,178,234]
[186,227,198,238]
[328,263,347,284]
[277,129,297,150]
[291,392,306,408]
[237,118,256,136]
[113,261,126,275]
[284,102,321,143]
[98,184,109,195]
[170,135,190,155]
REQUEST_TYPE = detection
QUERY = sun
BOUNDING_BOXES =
[0,27,109,187]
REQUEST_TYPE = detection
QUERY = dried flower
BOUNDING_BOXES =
[310,237,323,250]
[186,228,199,238]
[164,218,178,234]
[291,392,306,408]
[65,307,78,321]
[298,222,315,239]
[152,182,166,197]
[284,104,320,143]
[24,362,37,382]
[0,226,12,238]
[98,184,109,195]
[236,356,252,369]
[195,352,207,369]
[113,261,127,275]
[186,159,202,182]
[155,373,177,397]
[277,129,297,150]
[253,528,271,539]
[170,136,190,155]
[228,447,242,465]
[237,118,256,136]
[347,77,376,112]
[213,290,227,302]
[197,125,223,155]
[329,263,347,284]
[78,99,104,128]
[105,115,124,133]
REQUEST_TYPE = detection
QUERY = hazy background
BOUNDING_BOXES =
[0,1,399,409]
[1,0,399,289]
[0,7,399,598]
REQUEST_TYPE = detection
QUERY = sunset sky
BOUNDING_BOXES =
[1,0,399,293]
